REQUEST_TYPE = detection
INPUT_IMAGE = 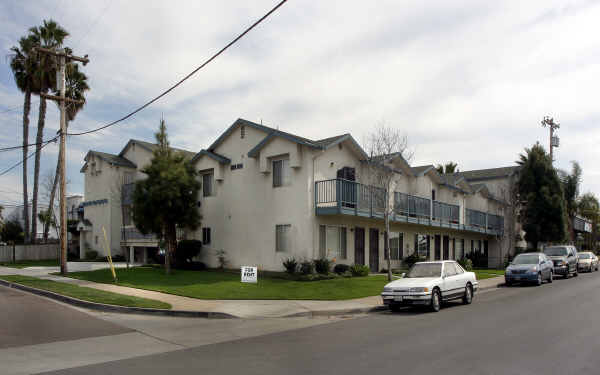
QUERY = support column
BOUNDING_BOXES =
[129,246,135,263]
[143,248,148,264]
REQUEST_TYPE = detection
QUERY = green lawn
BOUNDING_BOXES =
[0,275,171,309]
[0,259,59,268]
[474,269,505,280]
[66,267,392,300]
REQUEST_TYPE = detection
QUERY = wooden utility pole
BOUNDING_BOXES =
[541,116,560,164]
[36,47,88,275]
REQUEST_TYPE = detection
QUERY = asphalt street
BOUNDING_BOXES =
[37,270,600,375]
[0,286,131,349]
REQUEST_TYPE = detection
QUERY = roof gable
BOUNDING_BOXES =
[119,139,195,159]
[456,166,520,182]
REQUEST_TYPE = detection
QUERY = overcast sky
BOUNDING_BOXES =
[1,0,599,211]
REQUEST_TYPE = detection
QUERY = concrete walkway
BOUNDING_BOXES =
[0,263,504,318]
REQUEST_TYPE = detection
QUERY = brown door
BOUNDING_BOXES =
[434,235,441,260]
[354,227,365,265]
[369,228,379,273]
[443,236,449,260]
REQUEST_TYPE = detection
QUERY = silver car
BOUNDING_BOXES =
[577,252,598,272]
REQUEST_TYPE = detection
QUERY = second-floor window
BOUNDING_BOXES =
[122,205,132,226]
[123,172,134,185]
[273,159,290,187]
[202,228,211,245]
[202,173,213,197]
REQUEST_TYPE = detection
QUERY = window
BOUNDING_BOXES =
[122,205,132,226]
[276,224,291,252]
[455,262,465,274]
[202,228,211,245]
[231,163,243,170]
[387,232,403,260]
[273,159,290,187]
[432,189,436,201]
[318,225,347,259]
[95,235,98,244]
[202,173,213,197]
[444,263,457,277]
[241,125,245,139]
[123,172,134,185]
[415,234,429,258]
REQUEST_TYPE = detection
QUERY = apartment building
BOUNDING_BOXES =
[79,118,519,270]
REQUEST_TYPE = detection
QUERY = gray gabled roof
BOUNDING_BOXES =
[411,165,435,176]
[120,139,195,158]
[82,151,137,170]
[191,149,231,164]
[454,166,520,182]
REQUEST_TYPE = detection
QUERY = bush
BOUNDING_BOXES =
[67,252,79,261]
[297,272,339,281]
[466,251,487,268]
[175,240,202,264]
[380,268,388,274]
[282,258,298,274]
[403,253,425,268]
[112,254,126,262]
[174,261,206,271]
[300,260,314,275]
[85,250,98,260]
[458,258,473,271]
[350,264,370,277]
[313,258,332,274]
[333,263,350,275]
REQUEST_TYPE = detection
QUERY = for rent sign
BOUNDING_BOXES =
[241,266,257,283]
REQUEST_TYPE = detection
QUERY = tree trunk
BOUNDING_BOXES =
[385,190,392,281]
[31,94,47,243]
[22,89,31,244]
[164,224,177,275]
[45,136,63,242]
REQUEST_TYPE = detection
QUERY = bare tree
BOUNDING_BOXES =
[363,122,413,281]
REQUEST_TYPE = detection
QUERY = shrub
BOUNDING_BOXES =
[333,263,350,275]
[403,253,425,268]
[174,261,206,271]
[175,240,202,264]
[67,252,79,261]
[458,257,473,271]
[313,258,332,274]
[300,260,314,275]
[350,264,370,277]
[282,258,298,274]
[466,251,487,268]
[85,250,98,260]
[297,272,339,281]
[380,268,388,274]
[112,254,126,262]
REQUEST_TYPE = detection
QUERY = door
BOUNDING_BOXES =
[369,228,379,273]
[434,235,441,261]
[443,236,449,260]
[354,227,365,265]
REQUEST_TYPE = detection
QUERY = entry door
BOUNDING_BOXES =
[434,235,441,260]
[369,228,379,273]
[443,236,449,260]
[354,227,365,265]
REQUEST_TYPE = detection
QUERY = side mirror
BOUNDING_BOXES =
[401,272,406,278]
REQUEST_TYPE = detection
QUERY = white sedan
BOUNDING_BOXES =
[381,261,479,312]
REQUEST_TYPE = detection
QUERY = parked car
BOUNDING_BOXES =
[577,252,598,272]
[543,245,578,278]
[381,261,479,312]
[505,252,553,286]
[0,242,7,246]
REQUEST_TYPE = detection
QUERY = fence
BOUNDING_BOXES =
[0,243,59,262]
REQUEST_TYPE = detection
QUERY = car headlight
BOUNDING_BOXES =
[383,287,393,293]
[408,287,429,293]
[559,261,567,266]
[506,269,511,274]
[529,267,538,273]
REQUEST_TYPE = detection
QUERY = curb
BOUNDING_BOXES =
[0,279,237,319]
[283,305,388,318]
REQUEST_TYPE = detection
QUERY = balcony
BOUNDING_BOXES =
[121,227,187,244]
[315,179,504,236]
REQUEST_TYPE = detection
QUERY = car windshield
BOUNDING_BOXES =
[406,263,442,278]
[579,253,591,259]
[544,247,568,256]
[512,254,539,265]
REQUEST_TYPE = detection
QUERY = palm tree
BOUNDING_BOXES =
[10,34,40,243]
[44,62,89,242]
[435,162,459,174]
[29,20,69,243]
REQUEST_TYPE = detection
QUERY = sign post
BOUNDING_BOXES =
[241,266,257,283]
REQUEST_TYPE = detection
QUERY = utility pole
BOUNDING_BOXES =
[541,116,560,164]
[36,47,88,275]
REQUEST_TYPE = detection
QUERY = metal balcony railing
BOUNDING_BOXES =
[394,192,431,219]
[432,201,460,224]
[315,179,386,217]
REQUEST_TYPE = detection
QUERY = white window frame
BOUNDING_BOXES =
[276,224,292,252]
[318,225,347,259]
[387,232,403,260]
[272,158,291,187]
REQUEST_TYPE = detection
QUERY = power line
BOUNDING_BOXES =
[0,140,53,177]
[0,136,59,153]
[67,0,288,137]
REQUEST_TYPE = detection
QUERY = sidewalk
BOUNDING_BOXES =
[0,263,504,318]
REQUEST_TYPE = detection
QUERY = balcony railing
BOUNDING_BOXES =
[122,227,157,242]
[433,201,460,224]
[394,192,430,219]
[316,179,504,235]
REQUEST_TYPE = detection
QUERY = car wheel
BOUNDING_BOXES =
[462,284,473,305]
[574,269,578,277]
[536,272,542,286]
[390,304,402,312]
[430,289,441,312]
[505,280,512,287]
[548,271,553,283]
[564,271,570,279]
